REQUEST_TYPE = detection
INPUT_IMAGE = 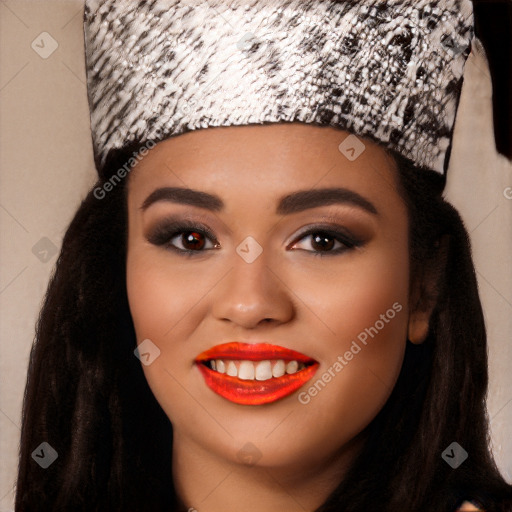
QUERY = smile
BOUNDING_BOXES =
[195,342,319,405]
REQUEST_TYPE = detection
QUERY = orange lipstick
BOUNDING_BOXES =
[195,342,319,405]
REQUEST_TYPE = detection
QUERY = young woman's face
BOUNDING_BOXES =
[126,123,419,475]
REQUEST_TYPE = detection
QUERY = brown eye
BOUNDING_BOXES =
[146,221,219,256]
[181,231,206,251]
[310,233,336,252]
[289,226,363,257]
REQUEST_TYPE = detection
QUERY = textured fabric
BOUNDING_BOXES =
[83,0,474,174]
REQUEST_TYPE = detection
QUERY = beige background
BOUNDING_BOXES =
[0,1,511,510]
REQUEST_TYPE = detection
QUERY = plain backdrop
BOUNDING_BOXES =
[0,1,511,510]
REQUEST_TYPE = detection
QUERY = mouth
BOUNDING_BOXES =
[195,342,319,405]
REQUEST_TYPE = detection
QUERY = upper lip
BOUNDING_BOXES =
[195,342,316,363]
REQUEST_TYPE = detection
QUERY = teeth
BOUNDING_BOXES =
[255,361,272,381]
[286,360,299,374]
[216,360,226,374]
[272,360,286,378]
[207,359,307,380]
[239,361,255,380]
[227,361,237,377]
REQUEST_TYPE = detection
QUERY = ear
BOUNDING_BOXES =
[408,309,431,345]
[408,236,449,344]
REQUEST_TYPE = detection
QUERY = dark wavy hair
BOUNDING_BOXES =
[15,142,512,511]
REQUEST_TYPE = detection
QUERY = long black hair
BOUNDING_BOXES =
[15,143,512,511]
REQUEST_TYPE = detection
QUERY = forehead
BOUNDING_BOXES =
[127,123,402,214]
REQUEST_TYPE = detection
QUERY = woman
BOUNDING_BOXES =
[15,0,512,510]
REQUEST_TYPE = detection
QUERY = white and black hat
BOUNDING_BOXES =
[83,0,474,174]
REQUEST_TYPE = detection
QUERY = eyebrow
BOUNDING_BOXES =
[140,186,378,216]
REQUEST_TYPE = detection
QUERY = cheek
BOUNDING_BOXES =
[125,248,203,423]
[296,239,410,354]
[126,248,210,341]
[293,240,410,442]
[125,245,227,409]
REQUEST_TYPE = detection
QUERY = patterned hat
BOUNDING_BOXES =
[83,0,474,174]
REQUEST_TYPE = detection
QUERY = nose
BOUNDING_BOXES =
[211,251,295,329]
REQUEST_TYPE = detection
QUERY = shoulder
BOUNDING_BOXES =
[456,501,484,511]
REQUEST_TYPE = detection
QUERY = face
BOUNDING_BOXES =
[126,123,419,476]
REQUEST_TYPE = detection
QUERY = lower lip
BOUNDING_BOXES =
[196,363,319,405]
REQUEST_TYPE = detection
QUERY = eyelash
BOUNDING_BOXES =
[147,220,363,258]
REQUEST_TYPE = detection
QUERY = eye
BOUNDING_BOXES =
[289,226,363,256]
[147,221,220,256]
[147,221,363,257]
[171,230,214,252]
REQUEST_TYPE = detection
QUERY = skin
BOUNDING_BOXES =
[125,123,431,512]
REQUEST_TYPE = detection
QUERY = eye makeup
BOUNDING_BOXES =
[145,216,367,258]
[288,223,365,257]
[146,219,220,256]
